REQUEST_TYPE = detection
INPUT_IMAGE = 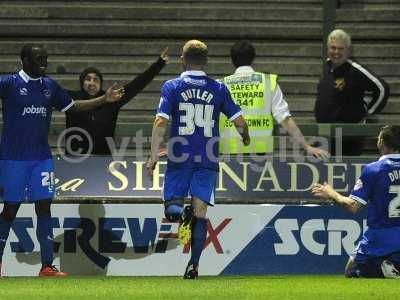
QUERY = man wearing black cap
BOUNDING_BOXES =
[66,48,169,155]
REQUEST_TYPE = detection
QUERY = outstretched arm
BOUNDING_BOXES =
[311,182,363,214]
[147,116,168,176]
[68,83,124,112]
[118,47,169,108]
[280,117,330,160]
[271,84,330,160]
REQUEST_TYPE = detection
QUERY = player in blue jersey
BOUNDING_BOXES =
[146,40,250,279]
[312,125,400,278]
[0,44,123,276]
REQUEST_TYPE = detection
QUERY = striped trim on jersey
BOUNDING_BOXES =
[348,59,386,115]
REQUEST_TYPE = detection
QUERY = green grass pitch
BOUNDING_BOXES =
[0,275,398,300]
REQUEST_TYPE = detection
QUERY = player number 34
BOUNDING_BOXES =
[179,103,215,137]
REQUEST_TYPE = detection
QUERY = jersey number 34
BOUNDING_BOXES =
[179,103,215,137]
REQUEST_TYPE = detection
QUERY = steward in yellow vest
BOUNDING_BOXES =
[219,41,330,160]
[220,71,276,153]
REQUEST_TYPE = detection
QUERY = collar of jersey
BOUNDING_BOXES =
[379,153,400,161]
[19,70,42,83]
[180,70,206,77]
[234,66,255,74]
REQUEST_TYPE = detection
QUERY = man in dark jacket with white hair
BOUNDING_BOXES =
[315,29,389,156]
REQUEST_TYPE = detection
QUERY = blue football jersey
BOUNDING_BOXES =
[157,70,242,170]
[350,154,400,229]
[0,70,74,160]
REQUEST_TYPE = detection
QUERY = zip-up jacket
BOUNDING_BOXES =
[315,59,389,123]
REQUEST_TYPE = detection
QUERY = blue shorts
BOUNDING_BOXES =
[163,167,218,206]
[0,159,55,203]
[352,227,400,262]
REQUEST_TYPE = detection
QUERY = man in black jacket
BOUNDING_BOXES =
[66,48,168,155]
[315,29,389,156]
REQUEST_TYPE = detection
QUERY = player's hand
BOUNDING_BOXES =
[311,182,335,199]
[306,145,330,161]
[105,83,124,103]
[160,47,169,64]
[158,146,168,158]
[242,135,250,146]
[146,157,157,176]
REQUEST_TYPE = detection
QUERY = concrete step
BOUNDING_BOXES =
[362,0,400,3]
[339,0,400,8]
[1,39,399,59]
[50,57,400,77]
[0,39,323,57]
[2,0,323,4]
[338,24,400,40]
[2,56,398,81]
[0,57,323,76]
[0,20,323,39]
[1,19,399,40]
[0,4,323,21]
[337,8,400,22]
[4,5,399,24]
[352,4,400,9]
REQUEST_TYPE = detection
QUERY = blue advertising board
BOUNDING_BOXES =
[0,204,367,276]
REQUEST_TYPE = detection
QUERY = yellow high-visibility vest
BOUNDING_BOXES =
[219,72,277,154]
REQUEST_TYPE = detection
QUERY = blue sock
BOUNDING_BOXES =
[165,204,183,221]
[0,216,12,263]
[189,217,207,267]
[37,216,53,266]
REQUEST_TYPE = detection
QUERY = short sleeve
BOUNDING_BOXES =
[271,84,291,124]
[349,165,374,206]
[221,84,242,121]
[52,81,74,112]
[156,81,174,119]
